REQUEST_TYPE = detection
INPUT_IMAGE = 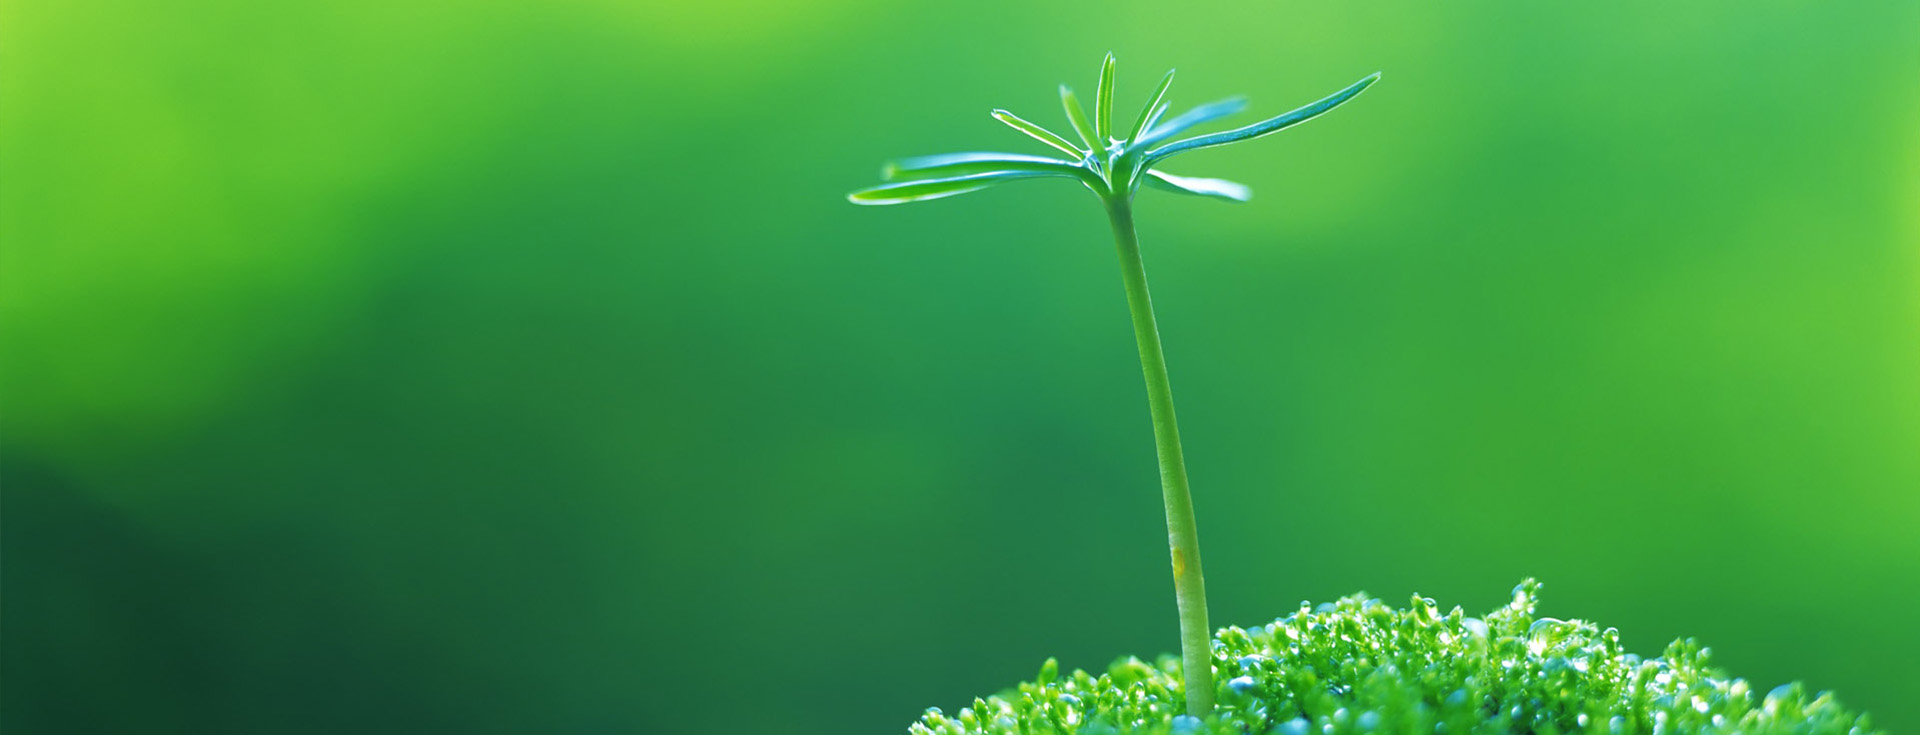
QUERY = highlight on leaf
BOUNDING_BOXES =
[989,109,1085,159]
[847,170,1077,206]
[1132,96,1249,148]
[1094,52,1117,142]
[883,152,1082,181]
[1058,85,1102,154]
[1148,71,1381,163]
[1137,101,1171,141]
[1125,69,1176,145]
[1145,170,1252,202]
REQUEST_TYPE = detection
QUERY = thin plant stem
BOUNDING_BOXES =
[1104,196,1213,717]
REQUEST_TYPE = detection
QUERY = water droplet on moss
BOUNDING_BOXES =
[1765,683,1797,709]
[1462,618,1490,639]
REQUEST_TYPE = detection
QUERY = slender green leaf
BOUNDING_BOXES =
[1132,96,1248,148]
[847,170,1073,206]
[1058,85,1102,153]
[1148,72,1380,164]
[1095,52,1116,142]
[990,110,1085,158]
[1125,69,1177,145]
[883,152,1080,181]
[1140,101,1171,138]
[1143,170,1251,202]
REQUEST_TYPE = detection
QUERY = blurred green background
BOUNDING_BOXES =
[4,0,1917,732]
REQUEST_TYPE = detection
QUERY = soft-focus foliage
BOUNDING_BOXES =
[913,582,1874,735]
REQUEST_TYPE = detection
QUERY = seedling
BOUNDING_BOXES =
[853,52,1379,718]
[851,56,1875,733]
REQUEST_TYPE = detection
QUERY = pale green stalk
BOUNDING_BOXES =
[1105,197,1213,717]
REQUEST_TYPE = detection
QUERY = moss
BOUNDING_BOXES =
[910,581,1875,735]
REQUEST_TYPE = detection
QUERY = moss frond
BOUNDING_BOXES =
[908,581,1875,735]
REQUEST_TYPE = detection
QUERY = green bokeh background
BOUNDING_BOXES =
[4,1,1918,733]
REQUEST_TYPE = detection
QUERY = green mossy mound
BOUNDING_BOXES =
[910,581,1874,735]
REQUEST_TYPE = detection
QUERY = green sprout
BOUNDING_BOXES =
[852,53,1380,718]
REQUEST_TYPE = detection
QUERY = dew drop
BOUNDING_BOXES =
[1764,683,1796,711]
[1357,711,1381,731]
[1462,618,1490,639]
